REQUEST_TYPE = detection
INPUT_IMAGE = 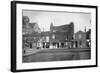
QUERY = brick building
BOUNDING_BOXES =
[22,16,41,49]
[23,16,74,49]
[74,31,86,48]
[73,28,91,48]
[44,22,74,48]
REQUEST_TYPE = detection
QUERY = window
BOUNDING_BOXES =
[79,41,82,45]
[52,34,55,39]
[79,34,82,39]
[53,30,56,32]
[46,36,49,42]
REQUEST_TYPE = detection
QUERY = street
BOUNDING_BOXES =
[23,48,91,63]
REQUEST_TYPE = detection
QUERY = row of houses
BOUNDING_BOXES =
[22,16,91,49]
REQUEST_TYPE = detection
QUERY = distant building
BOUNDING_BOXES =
[48,22,74,48]
[74,30,86,48]
[40,31,50,48]
[33,22,74,49]
[22,16,41,49]
[86,29,91,47]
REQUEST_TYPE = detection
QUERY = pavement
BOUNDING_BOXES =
[23,48,91,62]
[23,48,54,56]
[23,48,90,56]
[23,49,42,56]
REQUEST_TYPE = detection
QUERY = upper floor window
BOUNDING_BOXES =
[46,36,49,42]
[52,34,55,39]
[53,30,56,32]
[79,34,82,39]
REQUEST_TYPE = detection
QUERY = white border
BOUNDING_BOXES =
[16,4,96,70]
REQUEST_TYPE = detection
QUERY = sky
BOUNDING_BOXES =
[23,10,91,33]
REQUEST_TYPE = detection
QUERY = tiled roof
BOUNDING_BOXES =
[29,23,37,28]
[53,24,69,30]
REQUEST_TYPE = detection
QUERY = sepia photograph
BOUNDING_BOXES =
[22,10,91,63]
